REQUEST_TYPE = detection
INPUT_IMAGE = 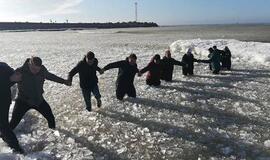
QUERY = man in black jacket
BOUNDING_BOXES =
[102,54,139,100]
[9,57,70,130]
[0,62,24,154]
[68,51,103,112]
[161,50,185,81]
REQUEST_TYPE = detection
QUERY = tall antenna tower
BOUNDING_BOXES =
[135,2,138,22]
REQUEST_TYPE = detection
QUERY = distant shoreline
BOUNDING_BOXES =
[0,22,159,31]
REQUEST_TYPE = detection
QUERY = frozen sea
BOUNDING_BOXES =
[0,25,270,160]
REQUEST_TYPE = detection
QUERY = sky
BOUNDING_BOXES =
[0,0,270,25]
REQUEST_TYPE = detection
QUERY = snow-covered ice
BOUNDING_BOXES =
[0,29,270,159]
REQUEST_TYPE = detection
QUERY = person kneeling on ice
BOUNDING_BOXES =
[102,54,139,101]
[160,49,186,82]
[181,48,200,76]
[9,57,70,131]
[200,48,221,74]
[139,54,162,86]
[68,51,103,112]
[0,62,24,154]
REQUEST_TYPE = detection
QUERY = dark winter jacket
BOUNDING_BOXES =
[223,49,232,69]
[69,58,101,89]
[161,57,185,81]
[16,59,66,106]
[0,62,14,102]
[140,61,162,85]
[103,58,139,87]
[182,53,198,70]
[209,50,221,72]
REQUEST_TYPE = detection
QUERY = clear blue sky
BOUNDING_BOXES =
[0,0,270,25]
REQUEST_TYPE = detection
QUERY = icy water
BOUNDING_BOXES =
[0,25,270,160]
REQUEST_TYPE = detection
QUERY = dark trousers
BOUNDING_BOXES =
[182,67,194,75]
[116,84,136,100]
[146,79,161,86]
[81,84,101,110]
[0,99,22,152]
[10,99,56,130]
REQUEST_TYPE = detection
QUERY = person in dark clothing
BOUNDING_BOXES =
[181,48,199,75]
[160,50,185,82]
[9,57,70,131]
[223,46,232,70]
[68,51,103,112]
[140,54,162,86]
[0,62,24,154]
[208,48,214,70]
[102,54,139,100]
[200,48,221,74]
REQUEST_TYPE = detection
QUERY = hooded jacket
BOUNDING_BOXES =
[16,59,66,106]
[69,57,101,89]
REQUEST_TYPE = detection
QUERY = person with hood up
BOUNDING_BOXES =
[223,46,232,70]
[9,57,70,131]
[0,62,24,154]
[68,51,103,112]
[102,54,139,101]
[181,48,200,75]
[160,49,185,82]
[139,54,162,86]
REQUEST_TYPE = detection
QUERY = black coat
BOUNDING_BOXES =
[0,62,14,102]
[103,59,139,88]
[182,53,199,75]
[69,58,101,89]
[140,61,162,86]
[161,57,184,81]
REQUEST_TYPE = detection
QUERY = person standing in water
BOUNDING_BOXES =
[161,49,185,82]
[102,54,139,101]
[181,48,200,76]
[0,62,24,154]
[140,54,162,86]
[10,57,70,131]
[68,51,103,112]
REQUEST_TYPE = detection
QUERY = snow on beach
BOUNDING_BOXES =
[0,30,270,160]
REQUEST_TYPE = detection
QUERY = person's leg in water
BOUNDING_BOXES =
[81,88,92,111]
[34,100,56,129]
[0,100,24,154]
[92,84,102,108]
[9,99,31,130]
[182,67,188,76]
[127,84,136,98]
[188,67,194,75]
[116,85,126,101]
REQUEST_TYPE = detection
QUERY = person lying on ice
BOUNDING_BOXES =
[68,51,103,112]
[0,62,24,154]
[160,49,186,82]
[140,54,162,86]
[9,57,70,131]
[102,54,139,101]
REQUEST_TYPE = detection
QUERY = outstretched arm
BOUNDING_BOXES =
[45,68,67,84]
[68,64,80,82]
[140,63,151,74]
[172,59,185,66]
[103,61,124,71]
